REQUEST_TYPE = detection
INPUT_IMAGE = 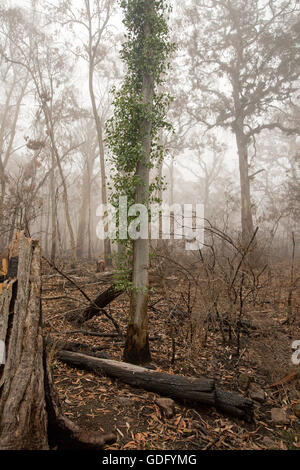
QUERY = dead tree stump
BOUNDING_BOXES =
[0,232,115,450]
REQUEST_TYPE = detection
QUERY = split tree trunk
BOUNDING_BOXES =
[0,235,48,449]
[0,232,115,450]
[56,350,254,421]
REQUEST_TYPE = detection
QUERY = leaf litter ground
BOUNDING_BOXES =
[42,260,300,450]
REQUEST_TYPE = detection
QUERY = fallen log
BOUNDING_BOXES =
[69,285,124,325]
[56,350,254,420]
[0,232,116,450]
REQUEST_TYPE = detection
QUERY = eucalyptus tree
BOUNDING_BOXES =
[76,119,98,259]
[0,6,85,264]
[107,0,173,364]
[0,7,30,238]
[182,0,300,246]
[52,0,118,265]
[178,133,226,213]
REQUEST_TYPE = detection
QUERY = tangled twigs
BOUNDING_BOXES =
[42,256,123,337]
[229,227,259,299]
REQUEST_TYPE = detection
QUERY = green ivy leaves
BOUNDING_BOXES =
[105,0,174,289]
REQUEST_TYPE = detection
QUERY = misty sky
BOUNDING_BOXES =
[7,0,240,190]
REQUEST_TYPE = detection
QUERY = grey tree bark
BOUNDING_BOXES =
[123,3,154,365]
[0,232,115,450]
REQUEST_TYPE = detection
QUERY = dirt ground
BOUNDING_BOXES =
[42,258,300,451]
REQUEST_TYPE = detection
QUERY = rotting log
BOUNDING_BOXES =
[0,232,116,450]
[68,284,124,325]
[56,350,254,420]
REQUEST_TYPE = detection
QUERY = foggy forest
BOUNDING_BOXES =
[0,0,300,453]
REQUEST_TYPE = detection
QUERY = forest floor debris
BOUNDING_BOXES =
[43,260,300,450]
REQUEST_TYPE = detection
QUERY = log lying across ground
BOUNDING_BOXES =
[0,232,115,450]
[56,350,254,421]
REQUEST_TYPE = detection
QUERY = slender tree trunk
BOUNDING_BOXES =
[77,150,95,258]
[232,56,254,247]
[235,127,254,246]
[169,158,174,206]
[0,72,28,227]
[44,105,76,266]
[8,209,17,244]
[76,168,89,259]
[88,47,112,266]
[87,185,92,261]
[50,159,57,263]
[203,172,210,213]
[44,189,50,256]
[35,60,76,266]
[155,159,163,249]
[123,8,154,365]
[0,168,5,231]
[0,75,17,228]
[57,212,63,259]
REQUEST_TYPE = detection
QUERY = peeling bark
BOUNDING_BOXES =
[0,233,116,450]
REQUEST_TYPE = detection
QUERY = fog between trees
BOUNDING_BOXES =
[0,0,299,263]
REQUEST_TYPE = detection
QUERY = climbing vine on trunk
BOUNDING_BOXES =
[106,0,174,363]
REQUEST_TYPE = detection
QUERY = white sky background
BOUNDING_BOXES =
[7,0,239,192]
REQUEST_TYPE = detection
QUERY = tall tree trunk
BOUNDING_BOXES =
[50,160,57,263]
[87,184,92,261]
[87,37,112,266]
[232,54,254,247]
[0,72,29,227]
[44,188,51,256]
[123,7,154,365]
[155,159,163,249]
[0,168,5,233]
[76,166,89,258]
[77,149,95,259]
[235,127,254,246]
[44,105,76,267]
